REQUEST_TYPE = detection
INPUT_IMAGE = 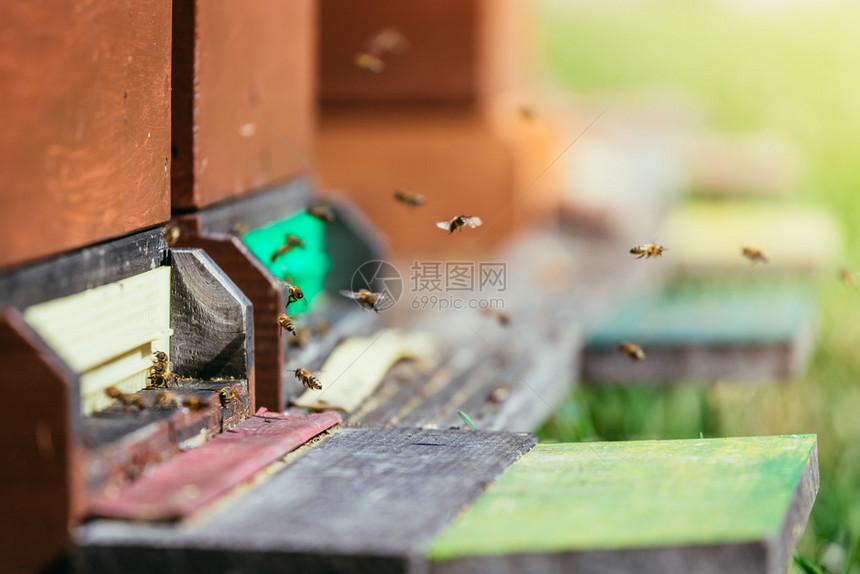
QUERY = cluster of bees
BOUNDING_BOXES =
[103,351,242,413]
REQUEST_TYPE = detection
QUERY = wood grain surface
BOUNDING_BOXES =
[89,410,341,521]
[76,426,537,573]
[172,0,315,208]
[0,2,171,270]
[169,249,254,381]
[430,435,819,574]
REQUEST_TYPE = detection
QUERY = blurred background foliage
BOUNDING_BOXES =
[534,1,860,571]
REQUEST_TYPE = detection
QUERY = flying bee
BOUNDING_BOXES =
[436,215,483,234]
[841,268,858,289]
[394,189,425,207]
[368,27,409,55]
[339,288,387,313]
[307,204,336,223]
[518,105,537,121]
[278,313,298,336]
[480,307,510,326]
[354,52,386,73]
[288,368,322,391]
[271,234,305,263]
[288,327,312,348]
[104,386,146,411]
[163,224,180,246]
[311,319,332,335]
[283,282,305,307]
[741,246,768,264]
[618,342,645,361]
[630,243,667,259]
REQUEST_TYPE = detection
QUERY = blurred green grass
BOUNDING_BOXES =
[535,1,860,571]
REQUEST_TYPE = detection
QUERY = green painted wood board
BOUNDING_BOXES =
[430,434,817,561]
[663,202,842,274]
[586,287,814,348]
[242,211,331,306]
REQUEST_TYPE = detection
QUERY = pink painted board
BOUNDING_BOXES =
[89,409,342,520]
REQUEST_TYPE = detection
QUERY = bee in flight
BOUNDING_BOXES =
[394,189,425,207]
[518,105,537,122]
[271,234,305,263]
[307,204,336,223]
[163,224,181,246]
[153,390,179,409]
[741,246,768,264]
[280,282,304,307]
[288,327,312,348]
[618,342,645,361]
[436,215,483,234]
[368,27,409,55]
[840,268,858,289]
[481,307,510,326]
[340,288,387,313]
[288,368,322,391]
[630,243,667,260]
[278,313,298,336]
[181,395,209,411]
[354,52,386,73]
[104,386,147,411]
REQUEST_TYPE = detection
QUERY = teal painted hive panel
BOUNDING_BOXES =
[430,435,817,560]
[242,212,332,307]
[586,286,815,349]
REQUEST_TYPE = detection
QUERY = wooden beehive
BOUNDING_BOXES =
[0,228,253,572]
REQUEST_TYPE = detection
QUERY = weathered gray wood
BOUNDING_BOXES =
[0,228,167,309]
[169,249,254,380]
[75,426,538,573]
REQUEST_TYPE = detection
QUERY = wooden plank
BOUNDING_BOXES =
[0,307,84,573]
[663,202,842,275]
[0,2,171,270]
[89,410,341,521]
[0,228,167,310]
[429,435,819,574]
[76,426,538,573]
[583,287,816,384]
[293,330,436,412]
[172,0,315,208]
[169,249,254,381]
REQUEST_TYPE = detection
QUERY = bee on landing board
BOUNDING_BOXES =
[394,189,425,207]
[630,243,667,260]
[340,289,386,313]
[436,215,483,234]
[163,224,180,246]
[741,246,768,264]
[270,234,305,263]
[278,313,298,337]
[148,351,177,388]
[153,390,179,409]
[618,342,646,361]
[105,386,147,411]
[288,368,322,391]
[218,382,242,410]
[307,204,336,223]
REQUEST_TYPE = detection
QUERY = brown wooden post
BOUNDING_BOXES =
[0,307,84,572]
[0,2,172,271]
[171,0,317,209]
